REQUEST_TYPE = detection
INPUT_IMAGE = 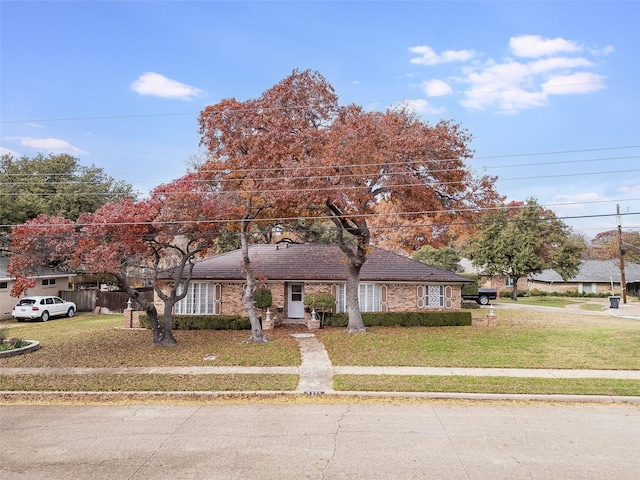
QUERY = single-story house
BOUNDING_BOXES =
[159,243,471,327]
[528,260,640,297]
[0,257,77,320]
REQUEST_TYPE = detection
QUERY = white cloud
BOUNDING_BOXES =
[130,72,203,100]
[528,56,593,74]
[590,45,614,56]
[6,137,87,155]
[409,45,476,65]
[510,35,581,58]
[409,35,609,114]
[542,72,605,95]
[422,79,453,97]
[552,193,605,217]
[0,146,20,157]
[402,99,444,115]
[618,185,640,194]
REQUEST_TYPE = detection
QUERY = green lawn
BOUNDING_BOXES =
[497,296,580,308]
[333,375,640,396]
[316,310,640,370]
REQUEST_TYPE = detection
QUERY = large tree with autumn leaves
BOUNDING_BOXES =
[199,69,500,333]
[9,174,237,346]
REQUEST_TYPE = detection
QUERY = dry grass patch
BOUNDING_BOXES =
[334,375,640,396]
[0,314,300,368]
[0,373,298,392]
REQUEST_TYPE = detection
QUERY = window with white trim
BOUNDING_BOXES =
[41,278,56,287]
[416,285,453,309]
[0,281,7,289]
[336,283,381,313]
[174,282,222,315]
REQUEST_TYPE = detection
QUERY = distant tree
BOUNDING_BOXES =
[0,153,133,228]
[589,229,640,264]
[9,174,238,346]
[411,245,462,272]
[466,198,583,300]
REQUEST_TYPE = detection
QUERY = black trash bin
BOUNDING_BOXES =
[609,297,620,309]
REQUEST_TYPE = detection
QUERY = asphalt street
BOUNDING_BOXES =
[1,402,639,479]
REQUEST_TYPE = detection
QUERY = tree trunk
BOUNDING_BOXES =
[115,274,177,346]
[240,208,267,343]
[324,204,368,333]
[345,261,365,332]
[511,277,519,302]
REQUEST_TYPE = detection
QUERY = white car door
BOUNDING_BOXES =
[52,297,66,316]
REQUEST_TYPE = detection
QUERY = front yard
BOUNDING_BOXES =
[1,307,639,397]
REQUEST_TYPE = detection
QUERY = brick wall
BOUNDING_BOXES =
[156,280,464,319]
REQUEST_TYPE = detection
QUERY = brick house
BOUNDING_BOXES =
[160,243,471,327]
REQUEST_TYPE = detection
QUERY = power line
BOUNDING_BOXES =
[2,77,638,125]
[3,204,639,232]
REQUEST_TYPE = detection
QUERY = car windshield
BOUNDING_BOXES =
[17,299,36,306]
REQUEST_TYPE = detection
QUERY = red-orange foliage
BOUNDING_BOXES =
[9,175,238,346]
[198,69,501,332]
[8,214,76,296]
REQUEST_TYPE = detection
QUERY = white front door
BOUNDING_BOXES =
[288,283,305,318]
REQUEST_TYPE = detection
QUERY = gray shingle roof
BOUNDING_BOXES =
[531,260,640,283]
[0,256,75,281]
[187,244,470,283]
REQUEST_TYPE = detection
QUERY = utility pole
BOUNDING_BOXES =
[617,204,627,304]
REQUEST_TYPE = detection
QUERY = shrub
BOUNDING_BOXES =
[139,314,251,330]
[529,288,547,297]
[323,311,471,327]
[499,290,527,298]
[461,301,481,309]
[460,274,479,296]
[303,292,336,311]
[252,288,272,310]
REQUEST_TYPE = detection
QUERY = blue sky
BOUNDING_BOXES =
[1,0,639,239]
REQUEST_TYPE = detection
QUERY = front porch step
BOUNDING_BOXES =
[281,318,307,326]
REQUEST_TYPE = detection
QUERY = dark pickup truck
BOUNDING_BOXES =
[462,288,497,305]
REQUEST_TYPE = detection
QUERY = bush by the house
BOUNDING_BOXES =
[460,274,479,296]
[461,301,481,309]
[139,314,251,330]
[252,288,272,310]
[323,311,471,327]
[499,290,528,298]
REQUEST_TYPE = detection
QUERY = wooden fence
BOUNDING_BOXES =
[59,289,154,313]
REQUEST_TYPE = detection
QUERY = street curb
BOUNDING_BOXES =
[1,390,639,405]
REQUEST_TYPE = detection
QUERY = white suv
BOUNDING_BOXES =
[12,296,76,322]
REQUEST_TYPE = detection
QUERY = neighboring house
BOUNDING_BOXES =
[528,260,640,297]
[0,257,76,320]
[460,258,640,297]
[159,243,471,327]
[458,258,528,294]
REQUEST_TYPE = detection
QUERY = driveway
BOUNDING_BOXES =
[1,403,639,479]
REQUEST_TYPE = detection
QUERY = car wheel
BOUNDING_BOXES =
[40,311,50,322]
[478,295,490,305]
[67,307,75,318]
[16,318,25,322]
